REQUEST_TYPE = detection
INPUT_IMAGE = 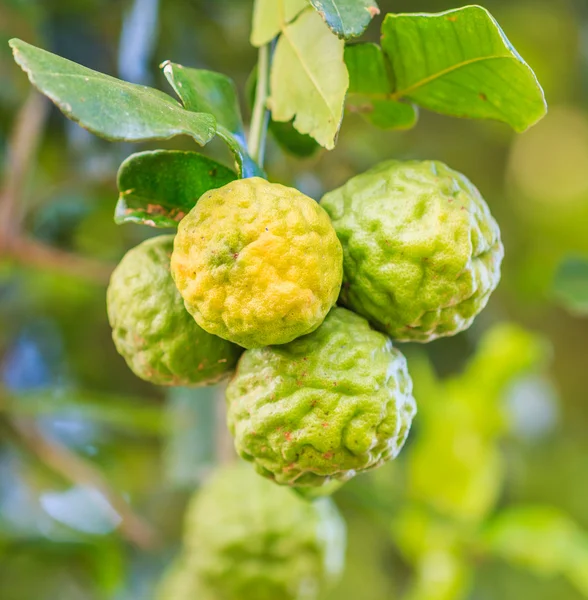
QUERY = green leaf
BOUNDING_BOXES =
[309,0,379,39]
[269,120,321,157]
[381,6,547,132]
[115,150,236,228]
[250,0,309,47]
[345,43,417,129]
[161,62,263,178]
[9,39,216,145]
[246,67,320,158]
[269,8,348,149]
[482,506,585,577]
[552,257,588,315]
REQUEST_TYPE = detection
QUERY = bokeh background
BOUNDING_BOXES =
[1,0,587,598]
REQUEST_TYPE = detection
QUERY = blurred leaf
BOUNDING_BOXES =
[250,0,308,46]
[162,62,263,178]
[408,426,505,523]
[40,485,121,535]
[345,43,417,129]
[552,257,588,315]
[115,150,236,228]
[381,6,547,131]
[392,507,464,563]
[482,505,588,588]
[406,553,472,600]
[309,0,379,39]
[269,9,348,149]
[10,39,216,145]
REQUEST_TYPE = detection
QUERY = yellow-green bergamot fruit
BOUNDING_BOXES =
[107,235,242,386]
[321,160,504,343]
[171,178,343,349]
[226,308,416,488]
[168,462,346,600]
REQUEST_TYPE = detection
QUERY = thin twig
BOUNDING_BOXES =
[9,415,160,550]
[0,92,48,237]
[0,91,114,285]
[248,44,271,166]
[7,236,113,284]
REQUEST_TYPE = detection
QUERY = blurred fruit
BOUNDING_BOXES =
[157,462,346,600]
[107,235,242,386]
[171,177,342,349]
[321,160,503,342]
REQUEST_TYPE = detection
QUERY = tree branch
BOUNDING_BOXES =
[0,91,114,285]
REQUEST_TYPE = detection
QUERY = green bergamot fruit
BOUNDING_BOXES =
[171,177,343,349]
[226,308,416,488]
[321,160,504,342]
[107,235,241,386]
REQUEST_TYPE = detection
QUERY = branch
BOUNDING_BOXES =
[0,92,48,235]
[9,415,160,550]
[248,44,271,166]
[7,236,113,284]
[0,91,114,285]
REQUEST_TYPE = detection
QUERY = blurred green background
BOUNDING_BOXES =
[1,0,588,598]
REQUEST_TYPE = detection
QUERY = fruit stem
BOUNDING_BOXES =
[248,43,270,167]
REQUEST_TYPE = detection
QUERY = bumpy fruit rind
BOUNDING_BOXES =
[171,177,343,349]
[226,308,416,487]
[179,463,346,600]
[321,160,504,342]
[107,235,241,386]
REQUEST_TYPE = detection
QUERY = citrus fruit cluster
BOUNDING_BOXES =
[107,161,503,492]
[157,463,346,600]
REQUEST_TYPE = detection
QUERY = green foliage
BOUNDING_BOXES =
[345,43,417,129]
[269,8,348,149]
[482,506,588,595]
[162,62,263,178]
[9,39,216,145]
[309,0,380,40]
[250,0,308,47]
[552,257,588,315]
[116,151,236,228]
[380,6,547,132]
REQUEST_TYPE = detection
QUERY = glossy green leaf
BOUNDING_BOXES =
[309,0,379,39]
[9,39,216,145]
[162,62,263,178]
[269,8,348,149]
[345,43,417,129]
[250,0,308,46]
[116,150,236,228]
[381,6,547,131]
[552,257,588,315]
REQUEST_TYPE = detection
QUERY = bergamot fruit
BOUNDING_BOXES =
[107,235,241,386]
[172,462,346,600]
[171,177,343,349]
[226,308,416,488]
[321,160,504,342]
